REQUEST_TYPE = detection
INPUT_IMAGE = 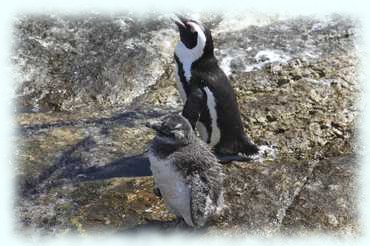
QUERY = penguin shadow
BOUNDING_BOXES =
[18,105,255,198]
[19,136,96,197]
[19,138,155,198]
[75,154,152,182]
[18,108,173,197]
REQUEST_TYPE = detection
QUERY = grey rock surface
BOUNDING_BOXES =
[214,15,356,76]
[281,155,359,234]
[13,13,177,112]
[13,13,360,236]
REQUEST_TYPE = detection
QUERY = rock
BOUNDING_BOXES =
[281,155,359,234]
[13,13,177,112]
[14,13,360,236]
[216,158,319,235]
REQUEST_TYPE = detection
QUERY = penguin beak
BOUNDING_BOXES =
[145,121,162,132]
[171,13,188,29]
[146,121,175,138]
[175,13,189,25]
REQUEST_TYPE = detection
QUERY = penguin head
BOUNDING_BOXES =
[147,114,194,145]
[173,14,214,57]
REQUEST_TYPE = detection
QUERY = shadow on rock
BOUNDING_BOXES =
[76,154,152,181]
[18,136,97,197]
[18,136,153,198]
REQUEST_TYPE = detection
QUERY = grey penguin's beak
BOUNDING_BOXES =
[145,121,162,132]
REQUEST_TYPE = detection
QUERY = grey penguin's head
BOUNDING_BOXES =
[172,14,214,57]
[146,114,195,146]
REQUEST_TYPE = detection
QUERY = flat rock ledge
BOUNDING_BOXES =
[14,14,360,237]
[14,109,358,236]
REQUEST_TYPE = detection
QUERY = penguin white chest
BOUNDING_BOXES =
[174,62,188,103]
[148,153,194,226]
[174,40,205,102]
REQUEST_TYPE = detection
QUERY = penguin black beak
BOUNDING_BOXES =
[171,13,188,29]
[171,18,184,29]
[175,13,189,25]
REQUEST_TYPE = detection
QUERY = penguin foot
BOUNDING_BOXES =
[216,154,252,164]
[243,142,260,156]
[216,144,278,164]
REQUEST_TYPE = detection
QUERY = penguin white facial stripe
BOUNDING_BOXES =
[192,23,206,47]
[204,87,221,146]
[187,22,201,33]
[175,42,204,81]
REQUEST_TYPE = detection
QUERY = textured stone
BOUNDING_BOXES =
[14,13,360,236]
[281,154,359,234]
[13,14,177,112]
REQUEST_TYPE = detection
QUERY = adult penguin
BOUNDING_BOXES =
[173,14,259,161]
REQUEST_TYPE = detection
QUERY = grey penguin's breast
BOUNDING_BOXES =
[148,152,194,227]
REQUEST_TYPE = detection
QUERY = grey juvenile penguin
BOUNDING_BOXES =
[172,14,259,161]
[146,114,224,228]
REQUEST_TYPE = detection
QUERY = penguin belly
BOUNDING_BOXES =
[148,153,194,227]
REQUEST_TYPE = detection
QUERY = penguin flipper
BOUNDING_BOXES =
[182,87,205,129]
[190,173,210,228]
